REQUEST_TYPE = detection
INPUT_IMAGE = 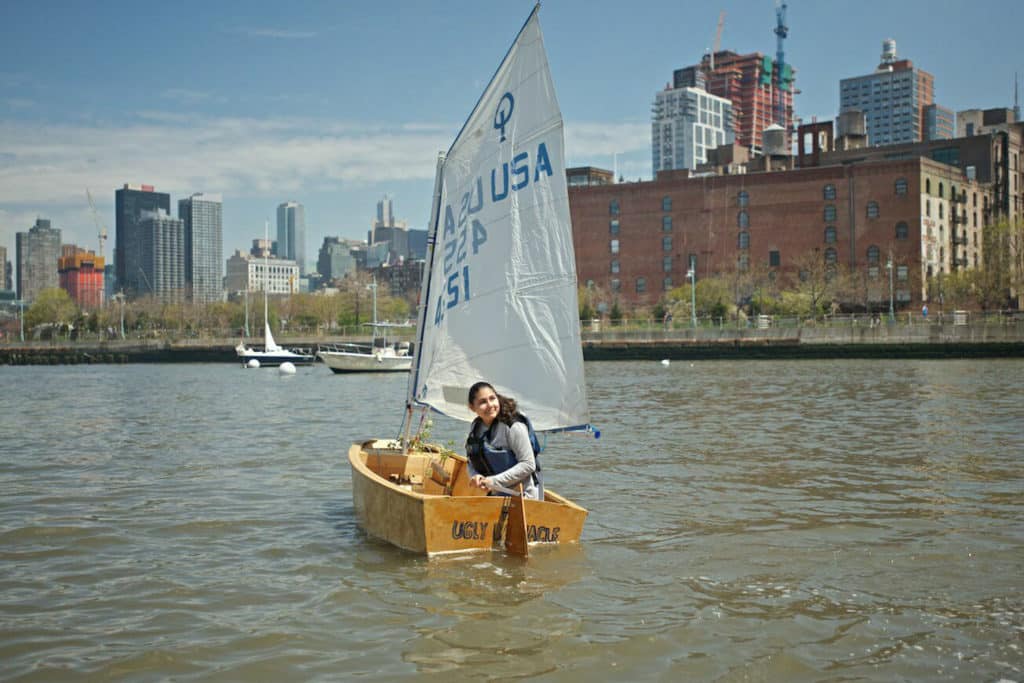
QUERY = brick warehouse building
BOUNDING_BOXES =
[568,155,989,311]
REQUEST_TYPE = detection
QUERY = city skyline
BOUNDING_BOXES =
[1,0,1021,270]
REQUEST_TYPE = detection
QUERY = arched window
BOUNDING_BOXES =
[824,205,837,221]
[823,184,836,200]
[939,182,944,198]
[939,203,944,219]
[867,201,880,219]
[824,247,838,265]
[738,231,750,249]
[926,178,931,194]
[738,190,749,207]
[609,199,620,215]
[662,196,672,212]
[895,222,909,240]
[866,245,880,265]
[824,226,837,243]
[737,210,749,229]
[894,178,908,195]
[662,216,672,231]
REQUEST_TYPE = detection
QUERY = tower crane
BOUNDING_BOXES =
[86,188,108,259]
[710,10,725,72]
[774,0,789,127]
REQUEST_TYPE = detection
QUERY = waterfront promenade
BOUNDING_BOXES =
[2,315,1022,364]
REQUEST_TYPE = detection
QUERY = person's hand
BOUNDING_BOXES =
[470,475,488,490]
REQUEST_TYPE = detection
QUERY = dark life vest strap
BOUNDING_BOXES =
[465,416,541,484]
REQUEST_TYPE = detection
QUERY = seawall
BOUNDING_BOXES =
[2,322,1022,365]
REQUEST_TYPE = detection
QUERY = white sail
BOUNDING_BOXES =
[410,8,588,432]
[264,321,282,353]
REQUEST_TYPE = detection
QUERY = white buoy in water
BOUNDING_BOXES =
[661,359,670,366]
[278,362,296,375]
[246,359,260,369]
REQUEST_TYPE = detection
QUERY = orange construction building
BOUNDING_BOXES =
[59,247,105,309]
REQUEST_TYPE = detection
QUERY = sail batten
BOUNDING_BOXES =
[409,10,588,433]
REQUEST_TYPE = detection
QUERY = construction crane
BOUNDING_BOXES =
[86,188,108,259]
[774,0,789,127]
[710,10,725,72]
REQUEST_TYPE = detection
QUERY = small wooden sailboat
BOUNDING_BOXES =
[349,6,595,556]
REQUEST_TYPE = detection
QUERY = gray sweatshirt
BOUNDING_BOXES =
[467,419,542,500]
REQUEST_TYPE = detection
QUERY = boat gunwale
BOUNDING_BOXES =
[348,441,587,512]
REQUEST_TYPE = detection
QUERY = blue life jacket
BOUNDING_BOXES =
[466,414,542,491]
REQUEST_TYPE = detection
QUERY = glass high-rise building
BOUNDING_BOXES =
[276,201,306,274]
[179,193,223,303]
[15,218,62,303]
[839,40,952,146]
[115,183,170,296]
[652,86,734,172]
[0,245,9,291]
[138,209,185,302]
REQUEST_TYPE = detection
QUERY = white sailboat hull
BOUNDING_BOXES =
[318,346,411,373]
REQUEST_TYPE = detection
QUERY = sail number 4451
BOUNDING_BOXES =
[435,219,487,326]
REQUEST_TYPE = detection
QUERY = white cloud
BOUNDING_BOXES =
[0,114,653,249]
[230,26,318,39]
[160,89,228,105]
[4,98,35,110]
[564,121,650,159]
[0,115,450,206]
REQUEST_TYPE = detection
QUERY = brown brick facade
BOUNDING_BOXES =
[569,157,987,311]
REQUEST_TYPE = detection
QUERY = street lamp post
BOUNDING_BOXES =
[113,291,126,339]
[16,299,25,342]
[243,289,250,337]
[886,256,895,322]
[687,265,697,328]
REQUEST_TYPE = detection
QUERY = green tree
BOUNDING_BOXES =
[25,288,78,333]
[694,277,731,320]
[609,299,623,325]
[976,218,1024,310]
[791,248,839,319]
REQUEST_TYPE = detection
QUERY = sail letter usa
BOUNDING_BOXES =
[489,142,554,201]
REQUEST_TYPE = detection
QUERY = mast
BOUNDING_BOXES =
[406,153,446,415]
[264,221,270,336]
[368,275,378,346]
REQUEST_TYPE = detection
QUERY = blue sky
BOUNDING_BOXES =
[1,0,1021,270]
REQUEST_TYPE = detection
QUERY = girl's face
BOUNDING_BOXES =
[469,386,500,425]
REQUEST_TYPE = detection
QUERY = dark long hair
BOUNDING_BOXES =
[467,381,520,426]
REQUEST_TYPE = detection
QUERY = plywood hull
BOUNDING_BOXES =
[349,441,587,555]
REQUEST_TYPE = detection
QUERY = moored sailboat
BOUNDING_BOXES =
[317,277,412,373]
[236,222,314,367]
[348,5,596,556]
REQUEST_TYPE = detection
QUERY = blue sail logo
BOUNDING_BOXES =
[493,92,514,142]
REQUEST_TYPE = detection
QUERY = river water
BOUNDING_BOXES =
[1,360,1022,681]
